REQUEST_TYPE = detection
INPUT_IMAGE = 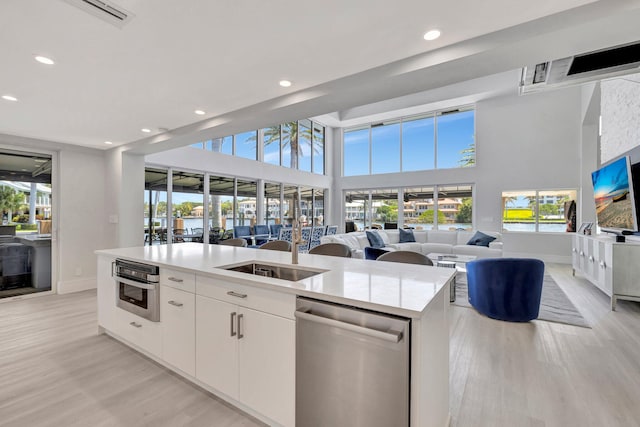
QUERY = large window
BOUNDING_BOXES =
[313,123,325,175]
[234,131,257,160]
[402,116,435,171]
[235,179,257,227]
[195,119,325,174]
[145,168,168,245]
[437,110,475,168]
[344,127,370,176]
[172,171,205,239]
[343,107,475,176]
[371,121,400,174]
[346,184,473,231]
[264,182,281,225]
[502,189,577,232]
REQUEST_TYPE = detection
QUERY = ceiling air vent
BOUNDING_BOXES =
[61,0,134,28]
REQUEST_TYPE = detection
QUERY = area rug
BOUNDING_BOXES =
[453,274,590,328]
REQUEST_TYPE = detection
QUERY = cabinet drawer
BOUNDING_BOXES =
[196,275,296,320]
[161,268,196,293]
[112,307,162,357]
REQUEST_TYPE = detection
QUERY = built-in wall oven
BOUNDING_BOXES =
[113,259,160,322]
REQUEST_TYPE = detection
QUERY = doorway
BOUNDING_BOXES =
[0,149,52,299]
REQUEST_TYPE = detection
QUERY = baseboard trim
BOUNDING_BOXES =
[503,252,572,264]
[57,277,96,294]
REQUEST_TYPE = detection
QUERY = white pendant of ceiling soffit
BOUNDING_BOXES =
[61,0,134,28]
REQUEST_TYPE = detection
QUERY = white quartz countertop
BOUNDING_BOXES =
[96,243,455,318]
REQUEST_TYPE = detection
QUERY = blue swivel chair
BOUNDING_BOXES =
[466,258,545,322]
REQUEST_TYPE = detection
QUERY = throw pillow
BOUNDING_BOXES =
[466,231,496,247]
[365,230,385,248]
[364,246,390,260]
[399,228,416,243]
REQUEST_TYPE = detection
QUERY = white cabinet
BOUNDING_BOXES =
[195,295,238,397]
[161,285,195,376]
[195,276,295,427]
[572,234,640,309]
[237,306,295,427]
[112,306,162,357]
[97,256,115,331]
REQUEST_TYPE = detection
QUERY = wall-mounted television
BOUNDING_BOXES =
[591,155,638,234]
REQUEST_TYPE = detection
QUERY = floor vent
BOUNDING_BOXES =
[61,0,134,28]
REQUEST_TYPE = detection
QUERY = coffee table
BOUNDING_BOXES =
[427,253,477,302]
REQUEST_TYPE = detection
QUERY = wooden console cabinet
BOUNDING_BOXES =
[572,234,640,310]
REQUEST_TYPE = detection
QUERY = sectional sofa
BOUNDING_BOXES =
[320,229,503,259]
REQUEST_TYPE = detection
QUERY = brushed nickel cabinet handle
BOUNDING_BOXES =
[168,277,184,283]
[168,300,183,307]
[129,322,142,328]
[237,313,244,339]
[230,312,236,337]
[227,291,247,299]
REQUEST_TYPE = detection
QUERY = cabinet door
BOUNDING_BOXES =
[238,308,295,427]
[161,286,195,376]
[571,236,580,271]
[195,295,239,398]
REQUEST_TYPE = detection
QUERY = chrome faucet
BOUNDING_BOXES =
[291,219,305,264]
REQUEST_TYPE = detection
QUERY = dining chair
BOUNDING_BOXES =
[308,243,352,258]
[308,227,326,250]
[259,240,291,252]
[278,228,293,242]
[298,227,312,252]
[219,238,248,247]
[325,225,338,236]
[377,251,433,265]
[270,224,283,239]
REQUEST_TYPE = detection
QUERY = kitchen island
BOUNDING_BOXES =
[96,243,454,427]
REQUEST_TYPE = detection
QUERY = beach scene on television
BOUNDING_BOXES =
[592,157,635,230]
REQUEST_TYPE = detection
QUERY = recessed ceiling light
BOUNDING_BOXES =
[423,29,441,41]
[21,169,27,172]
[194,110,205,115]
[2,95,18,102]
[104,141,113,145]
[279,80,292,87]
[35,55,55,65]
[141,128,151,133]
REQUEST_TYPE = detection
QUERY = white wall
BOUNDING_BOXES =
[601,73,640,163]
[57,149,107,293]
[0,134,110,294]
[334,87,583,263]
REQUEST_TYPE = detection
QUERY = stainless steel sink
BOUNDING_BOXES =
[220,262,326,282]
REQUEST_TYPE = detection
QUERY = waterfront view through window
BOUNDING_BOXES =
[502,189,578,232]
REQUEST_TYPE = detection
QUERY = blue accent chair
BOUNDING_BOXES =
[270,224,283,238]
[252,224,270,245]
[233,226,252,245]
[466,258,545,322]
[364,246,390,260]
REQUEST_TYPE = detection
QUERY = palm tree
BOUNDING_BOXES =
[260,122,315,169]
[458,142,476,167]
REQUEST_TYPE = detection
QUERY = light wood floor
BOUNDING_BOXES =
[0,291,265,427]
[450,263,640,427]
[0,264,639,427]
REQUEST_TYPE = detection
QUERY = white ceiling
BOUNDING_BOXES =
[1,0,639,152]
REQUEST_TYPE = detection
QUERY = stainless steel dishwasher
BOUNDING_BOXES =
[295,297,411,427]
